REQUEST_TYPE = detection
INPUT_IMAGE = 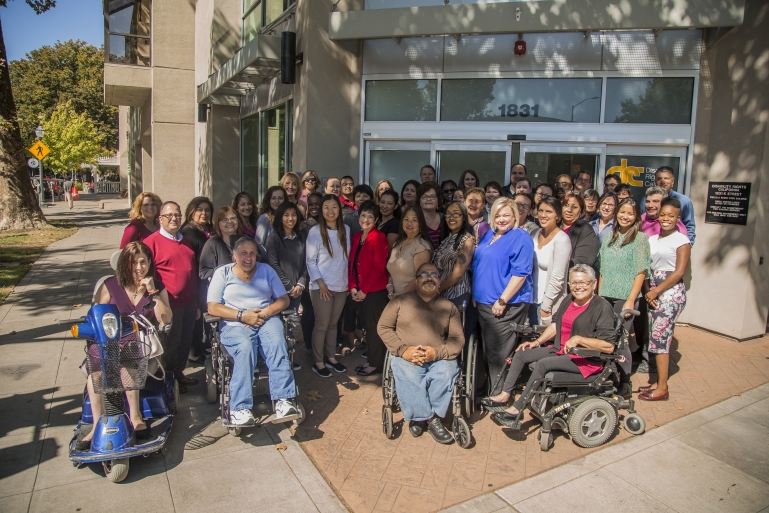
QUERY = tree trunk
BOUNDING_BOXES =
[0,19,48,231]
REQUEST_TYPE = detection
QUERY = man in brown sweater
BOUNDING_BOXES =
[377,263,465,444]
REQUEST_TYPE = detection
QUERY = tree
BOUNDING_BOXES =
[0,0,56,231]
[10,40,118,150]
[42,101,107,176]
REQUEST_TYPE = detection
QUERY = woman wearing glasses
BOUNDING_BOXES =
[473,197,534,397]
[533,183,554,206]
[121,192,162,248]
[299,170,321,204]
[417,182,443,248]
[589,192,618,245]
[490,265,617,428]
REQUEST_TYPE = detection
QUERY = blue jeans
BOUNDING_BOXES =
[220,317,295,411]
[390,356,459,422]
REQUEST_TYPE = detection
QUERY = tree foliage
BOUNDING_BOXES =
[42,101,107,175]
[0,1,56,14]
[613,78,695,124]
[10,40,118,149]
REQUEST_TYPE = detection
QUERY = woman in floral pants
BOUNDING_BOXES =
[640,197,691,401]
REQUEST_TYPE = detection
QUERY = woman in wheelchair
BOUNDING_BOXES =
[207,237,298,426]
[484,264,617,428]
[79,241,172,449]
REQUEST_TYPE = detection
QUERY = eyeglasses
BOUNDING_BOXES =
[304,178,316,182]
[422,194,437,201]
[445,213,463,219]
[221,217,238,223]
[515,203,531,211]
[417,272,440,279]
[568,280,593,289]
[160,213,182,220]
[466,199,483,205]
[341,182,354,187]
[555,181,573,188]
[443,188,457,194]
[535,191,551,198]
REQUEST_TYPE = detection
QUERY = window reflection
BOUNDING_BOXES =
[605,78,694,124]
[106,0,150,66]
[365,80,438,121]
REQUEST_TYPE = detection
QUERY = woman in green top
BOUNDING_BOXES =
[597,197,649,396]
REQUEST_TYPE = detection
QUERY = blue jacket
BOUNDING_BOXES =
[472,228,534,305]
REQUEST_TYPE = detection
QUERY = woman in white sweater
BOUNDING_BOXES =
[530,196,572,326]
[306,194,351,378]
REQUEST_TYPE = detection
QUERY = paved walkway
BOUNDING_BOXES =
[443,382,769,513]
[0,196,345,513]
[1,195,767,513]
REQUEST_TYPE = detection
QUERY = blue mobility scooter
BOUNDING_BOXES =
[61,303,178,482]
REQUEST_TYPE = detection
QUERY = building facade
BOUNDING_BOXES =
[103,0,768,340]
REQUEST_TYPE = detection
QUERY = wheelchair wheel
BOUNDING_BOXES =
[382,405,394,439]
[463,334,478,416]
[568,398,617,448]
[229,427,241,437]
[103,458,129,483]
[623,413,645,435]
[295,401,307,425]
[452,416,472,449]
[538,431,553,452]
[205,358,217,404]
[382,353,392,401]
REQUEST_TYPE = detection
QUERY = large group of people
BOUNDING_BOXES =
[108,162,694,442]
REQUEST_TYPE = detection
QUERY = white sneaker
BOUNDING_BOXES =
[229,408,255,426]
[275,399,298,420]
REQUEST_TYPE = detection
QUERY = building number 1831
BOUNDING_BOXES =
[498,104,539,117]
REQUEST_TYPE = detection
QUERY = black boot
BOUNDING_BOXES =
[426,417,454,444]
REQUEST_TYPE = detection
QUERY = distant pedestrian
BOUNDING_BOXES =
[63,177,74,209]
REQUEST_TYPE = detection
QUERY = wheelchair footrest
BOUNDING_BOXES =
[270,413,301,424]
[221,419,256,428]
[481,404,508,414]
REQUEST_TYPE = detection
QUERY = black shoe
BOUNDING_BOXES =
[355,365,367,372]
[356,367,381,377]
[292,362,302,371]
[361,352,368,359]
[178,376,199,386]
[312,366,332,378]
[426,417,454,444]
[480,397,508,408]
[409,421,425,437]
[135,426,150,439]
[619,382,633,400]
[325,359,346,373]
[75,439,91,451]
[494,410,522,429]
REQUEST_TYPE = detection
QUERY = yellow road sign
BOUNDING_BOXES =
[29,140,51,160]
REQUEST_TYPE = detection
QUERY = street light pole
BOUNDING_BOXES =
[570,96,600,122]
[34,125,45,206]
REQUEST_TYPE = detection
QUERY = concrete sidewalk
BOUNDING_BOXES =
[443,383,769,513]
[0,197,345,513]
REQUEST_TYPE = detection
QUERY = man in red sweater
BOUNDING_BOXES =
[144,201,199,393]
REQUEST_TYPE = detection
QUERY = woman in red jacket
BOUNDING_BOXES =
[349,200,390,377]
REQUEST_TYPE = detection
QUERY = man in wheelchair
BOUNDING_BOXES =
[207,237,298,426]
[377,263,465,443]
[485,264,617,429]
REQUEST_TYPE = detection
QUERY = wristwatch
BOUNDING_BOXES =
[497,297,506,306]
[237,310,243,322]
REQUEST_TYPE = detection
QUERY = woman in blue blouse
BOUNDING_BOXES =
[473,197,534,396]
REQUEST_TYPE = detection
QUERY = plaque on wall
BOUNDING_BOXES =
[705,182,750,225]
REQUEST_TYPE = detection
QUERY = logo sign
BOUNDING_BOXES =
[29,141,50,160]
[604,155,681,202]
[27,158,40,169]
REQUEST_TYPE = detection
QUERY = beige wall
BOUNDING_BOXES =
[681,0,769,339]
[293,0,363,180]
[118,106,130,204]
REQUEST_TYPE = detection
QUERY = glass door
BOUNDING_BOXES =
[520,143,606,190]
[433,142,512,188]
[365,141,431,193]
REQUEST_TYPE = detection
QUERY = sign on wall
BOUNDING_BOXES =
[605,155,681,202]
[705,182,750,226]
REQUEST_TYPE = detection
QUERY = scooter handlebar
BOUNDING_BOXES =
[57,317,86,326]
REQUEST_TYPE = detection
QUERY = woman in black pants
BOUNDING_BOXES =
[490,265,617,428]
[472,197,535,396]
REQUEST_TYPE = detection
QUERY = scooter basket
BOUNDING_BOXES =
[85,335,151,394]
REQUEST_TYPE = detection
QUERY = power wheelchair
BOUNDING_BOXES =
[486,309,646,451]
[381,302,477,448]
[203,310,306,436]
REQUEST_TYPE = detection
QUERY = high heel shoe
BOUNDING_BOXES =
[480,396,508,408]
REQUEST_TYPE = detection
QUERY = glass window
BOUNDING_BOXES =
[242,115,260,200]
[265,0,295,26]
[605,78,694,124]
[243,0,260,12]
[605,155,681,202]
[369,150,431,194]
[261,104,287,188]
[242,6,262,46]
[441,78,602,123]
[525,153,598,188]
[436,151,507,190]
[106,0,150,66]
[365,80,438,121]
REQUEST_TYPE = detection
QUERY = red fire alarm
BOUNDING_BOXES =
[514,39,526,56]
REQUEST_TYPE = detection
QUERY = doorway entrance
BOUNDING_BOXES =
[520,144,606,190]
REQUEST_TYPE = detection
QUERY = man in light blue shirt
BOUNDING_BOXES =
[641,166,696,245]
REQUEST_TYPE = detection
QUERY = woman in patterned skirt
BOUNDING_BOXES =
[639,197,690,401]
